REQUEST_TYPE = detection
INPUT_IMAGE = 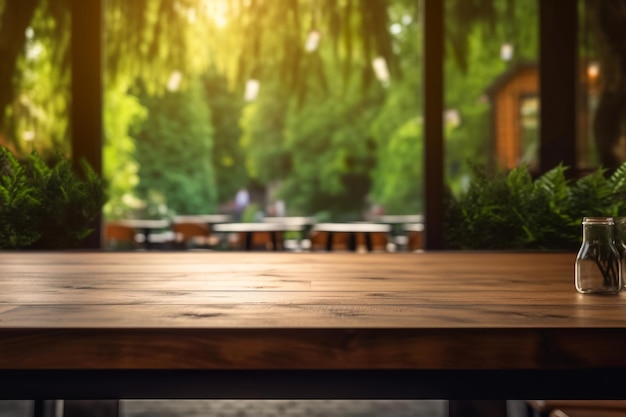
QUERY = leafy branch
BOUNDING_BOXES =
[0,146,106,249]
[444,163,626,250]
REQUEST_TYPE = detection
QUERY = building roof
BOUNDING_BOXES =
[484,60,537,97]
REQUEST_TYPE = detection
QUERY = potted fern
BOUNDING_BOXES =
[444,163,626,250]
[0,146,106,249]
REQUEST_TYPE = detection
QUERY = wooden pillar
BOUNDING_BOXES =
[423,0,444,250]
[539,0,578,174]
[71,0,103,248]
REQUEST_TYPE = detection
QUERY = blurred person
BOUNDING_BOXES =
[234,187,250,221]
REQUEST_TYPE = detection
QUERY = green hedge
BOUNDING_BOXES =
[444,163,626,250]
[0,146,106,249]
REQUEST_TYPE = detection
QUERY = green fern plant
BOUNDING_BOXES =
[0,147,42,248]
[0,146,106,249]
[444,163,626,250]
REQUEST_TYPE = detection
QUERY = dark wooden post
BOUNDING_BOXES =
[423,0,444,250]
[71,0,103,248]
[539,0,578,174]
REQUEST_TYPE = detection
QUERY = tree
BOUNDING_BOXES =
[133,78,217,216]
[587,0,626,171]
[102,77,147,220]
[203,71,248,205]
[369,1,423,213]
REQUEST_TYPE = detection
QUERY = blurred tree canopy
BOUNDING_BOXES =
[133,77,217,216]
[1,0,612,221]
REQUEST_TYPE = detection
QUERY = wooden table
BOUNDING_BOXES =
[263,217,317,249]
[212,222,305,250]
[311,222,392,251]
[374,214,424,224]
[1,252,626,416]
[262,216,317,226]
[116,219,170,249]
[172,214,232,225]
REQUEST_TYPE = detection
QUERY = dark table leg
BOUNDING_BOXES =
[244,232,253,250]
[326,232,334,251]
[34,399,57,417]
[141,228,151,250]
[63,400,119,417]
[270,232,279,251]
[364,232,373,252]
[448,400,507,417]
[347,233,357,252]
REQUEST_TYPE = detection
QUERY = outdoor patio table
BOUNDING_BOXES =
[172,214,232,227]
[1,252,626,417]
[373,214,425,224]
[116,219,170,249]
[373,215,425,250]
[212,222,305,250]
[262,217,317,249]
[311,222,392,251]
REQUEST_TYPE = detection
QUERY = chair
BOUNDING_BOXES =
[172,222,211,250]
[309,231,388,252]
[527,401,626,417]
[236,231,283,251]
[357,231,389,252]
[309,231,350,251]
[104,223,138,250]
[404,223,424,251]
[407,230,424,251]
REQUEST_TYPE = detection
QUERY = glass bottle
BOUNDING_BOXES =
[575,217,622,294]
[613,216,626,288]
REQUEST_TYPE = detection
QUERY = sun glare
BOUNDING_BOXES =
[203,0,228,28]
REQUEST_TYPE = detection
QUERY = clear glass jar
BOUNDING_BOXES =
[614,216,626,288]
[575,217,622,294]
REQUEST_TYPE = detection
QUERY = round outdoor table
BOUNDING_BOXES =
[212,222,305,251]
[310,223,391,252]
[116,219,170,249]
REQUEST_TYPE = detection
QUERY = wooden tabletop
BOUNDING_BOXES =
[173,214,232,224]
[262,216,317,227]
[213,222,305,232]
[374,214,424,224]
[311,223,392,233]
[116,219,170,230]
[1,251,626,372]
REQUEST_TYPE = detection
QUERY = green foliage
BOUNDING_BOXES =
[0,146,106,249]
[371,117,423,214]
[0,0,561,221]
[203,72,248,204]
[444,163,626,250]
[133,78,217,216]
[271,83,380,219]
[0,146,41,248]
[444,0,539,191]
[103,77,147,220]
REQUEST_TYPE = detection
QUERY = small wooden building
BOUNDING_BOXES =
[485,61,540,172]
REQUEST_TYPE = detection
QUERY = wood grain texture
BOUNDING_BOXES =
[2,251,626,370]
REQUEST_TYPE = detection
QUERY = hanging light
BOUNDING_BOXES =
[22,131,35,141]
[500,43,514,61]
[305,30,321,52]
[167,71,183,92]
[244,79,260,101]
[372,57,390,87]
[444,109,461,128]
[587,62,600,80]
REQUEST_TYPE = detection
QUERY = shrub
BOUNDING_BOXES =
[444,163,626,250]
[0,146,106,249]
